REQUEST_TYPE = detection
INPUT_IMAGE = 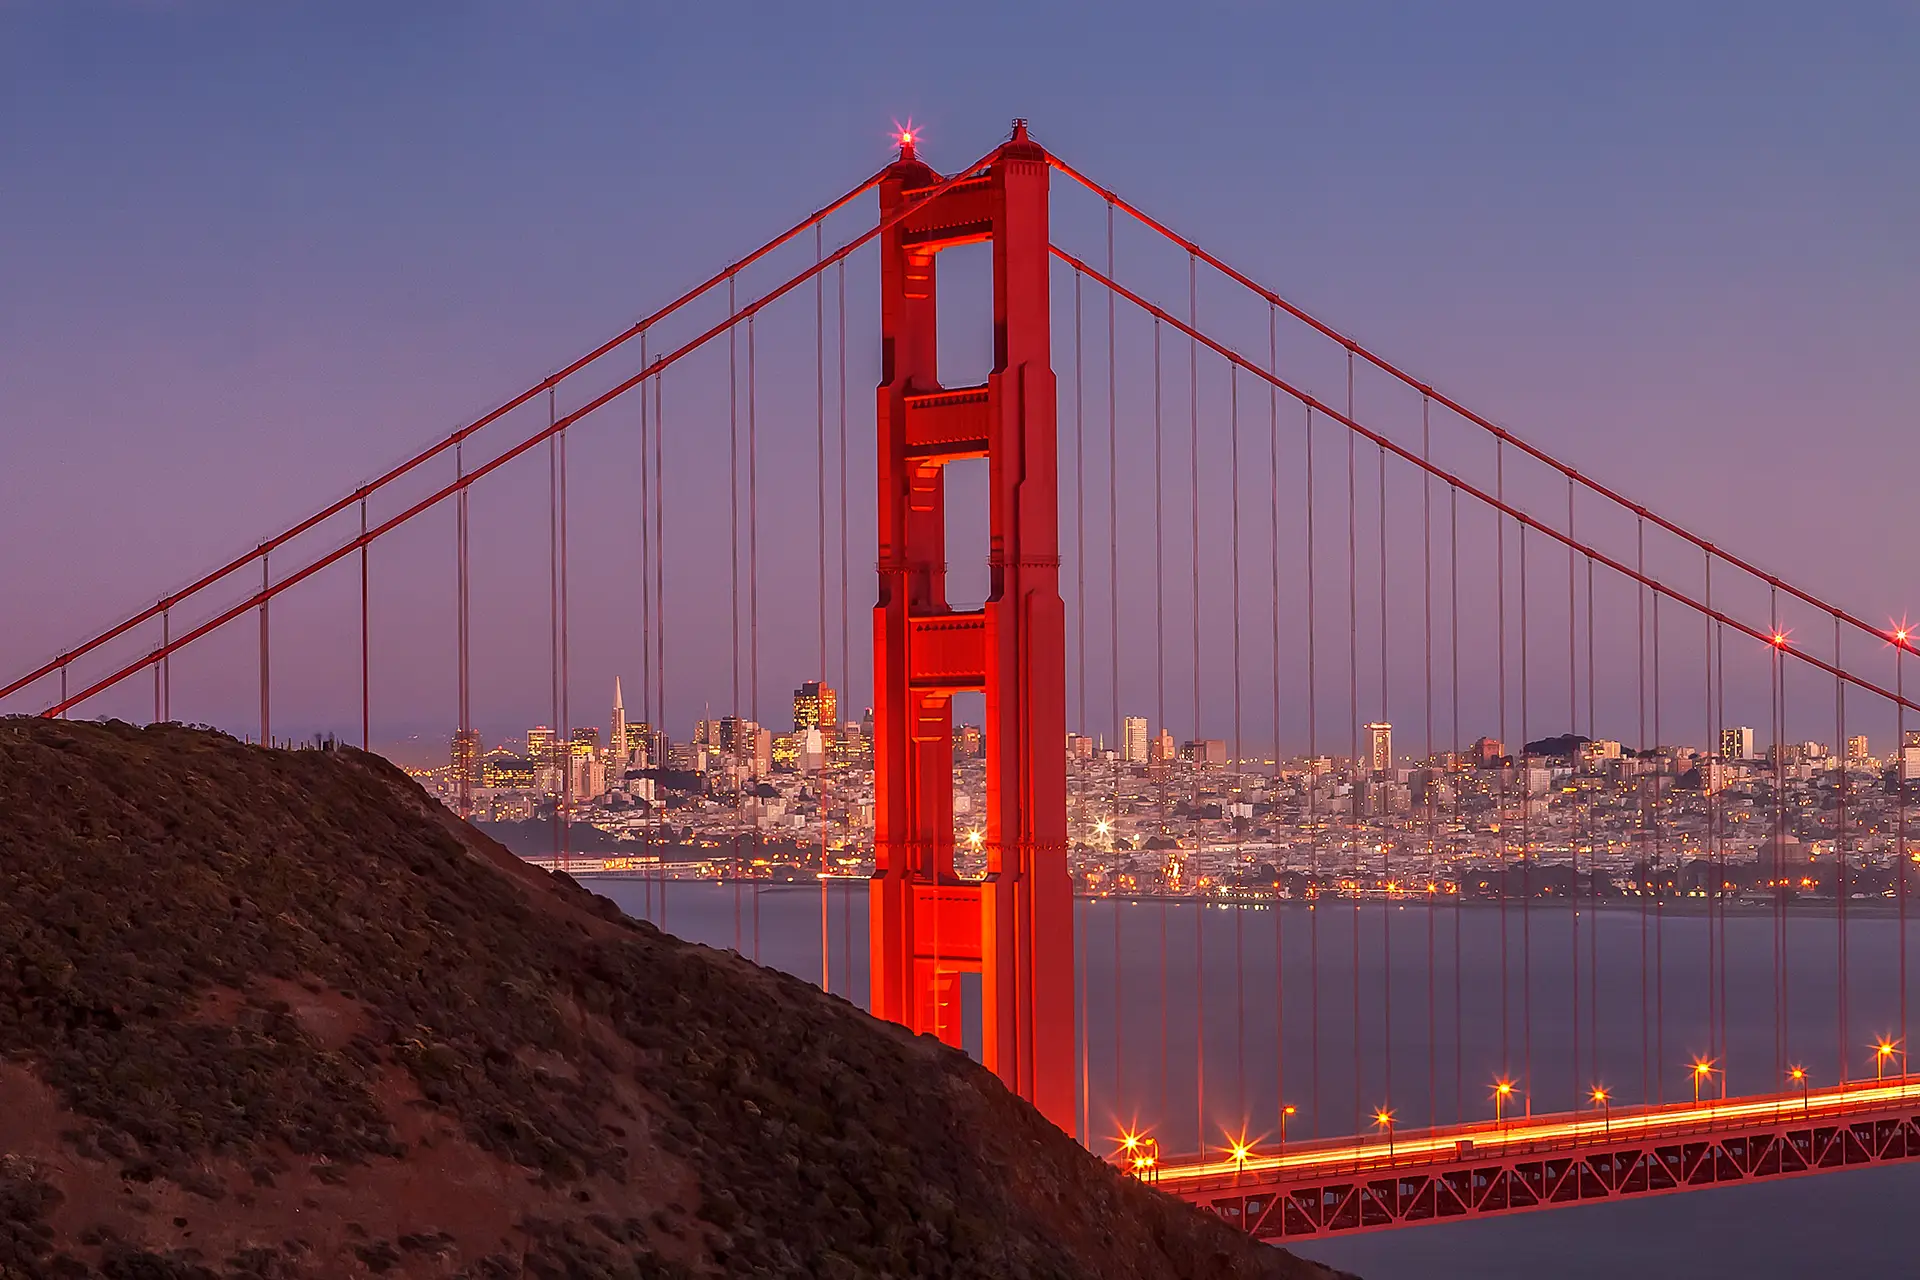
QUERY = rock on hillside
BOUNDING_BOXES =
[0,720,1349,1279]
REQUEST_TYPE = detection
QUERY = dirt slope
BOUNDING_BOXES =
[0,719,1348,1279]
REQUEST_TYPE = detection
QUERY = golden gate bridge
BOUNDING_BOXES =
[7,119,1917,1244]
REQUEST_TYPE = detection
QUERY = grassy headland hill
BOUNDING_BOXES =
[0,720,1347,1279]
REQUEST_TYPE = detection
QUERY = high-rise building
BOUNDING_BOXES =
[610,678,629,774]
[1122,716,1149,765]
[793,681,837,734]
[527,725,554,766]
[715,717,771,778]
[1366,721,1392,775]
[797,727,828,772]
[1720,726,1755,760]
[568,742,604,802]
[527,725,561,794]
[1184,739,1226,766]
[450,730,482,804]
[482,756,535,789]
[630,722,666,771]
[1149,728,1176,763]
[952,723,984,759]
[1847,734,1870,761]
[1471,736,1505,765]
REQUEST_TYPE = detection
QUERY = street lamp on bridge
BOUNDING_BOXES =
[1279,1104,1297,1154]
[1788,1065,1810,1118]
[1493,1078,1516,1123]
[1874,1038,1903,1080]
[1373,1107,1396,1161]
[1116,1130,1159,1182]
[1589,1086,1611,1137]
[1227,1134,1254,1184]
[1691,1058,1717,1105]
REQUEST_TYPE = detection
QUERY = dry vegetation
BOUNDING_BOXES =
[0,719,1346,1279]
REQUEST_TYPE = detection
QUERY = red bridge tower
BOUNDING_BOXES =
[869,122,1074,1130]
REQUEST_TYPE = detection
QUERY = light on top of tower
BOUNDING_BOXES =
[891,118,921,159]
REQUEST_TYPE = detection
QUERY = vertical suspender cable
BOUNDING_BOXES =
[1636,519,1648,1104]
[1497,441,1510,1096]
[1451,484,1463,1122]
[1569,482,1580,1102]
[259,553,270,746]
[1075,272,1087,748]
[1306,401,1320,1135]
[1899,635,1908,1070]
[749,315,761,964]
[1269,306,1285,1131]
[1716,619,1727,1074]
[1071,268,1088,1118]
[1078,894,1090,1145]
[1836,615,1847,1080]
[1423,396,1436,1128]
[1154,316,1169,1123]
[560,400,572,875]
[1346,351,1360,1136]
[457,441,470,818]
[1587,553,1599,1087]
[359,499,369,750]
[838,259,852,999]
[1704,555,1716,1071]
[1652,589,1663,1100]
[655,367,669,933]
[1519,525,1531,1112]
[1772,589,1785,1082]
[1378,434,1391,1116]
[549,389,561,866]
[1108,203,1124,1115]
[1704,552,1720,1074]
[1588,556,1598,1087]
[1189,252,1205,1152]
[817,228,830,989]
[1230,366,1245,1125]
[729,277,741,951]
[641,332,653,923]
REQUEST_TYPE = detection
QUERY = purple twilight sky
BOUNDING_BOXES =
[3,2,1915,762]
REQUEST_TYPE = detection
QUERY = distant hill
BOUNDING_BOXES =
[0,720,1346,1280]
[1522,732,1590,759]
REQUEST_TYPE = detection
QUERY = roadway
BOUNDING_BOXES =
[1146,1073,1920,1194]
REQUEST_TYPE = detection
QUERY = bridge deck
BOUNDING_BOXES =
[1149,1077,1920,1239]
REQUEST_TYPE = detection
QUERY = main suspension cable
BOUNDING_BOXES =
[1046,151,1905,662]
[5,167,893,708]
